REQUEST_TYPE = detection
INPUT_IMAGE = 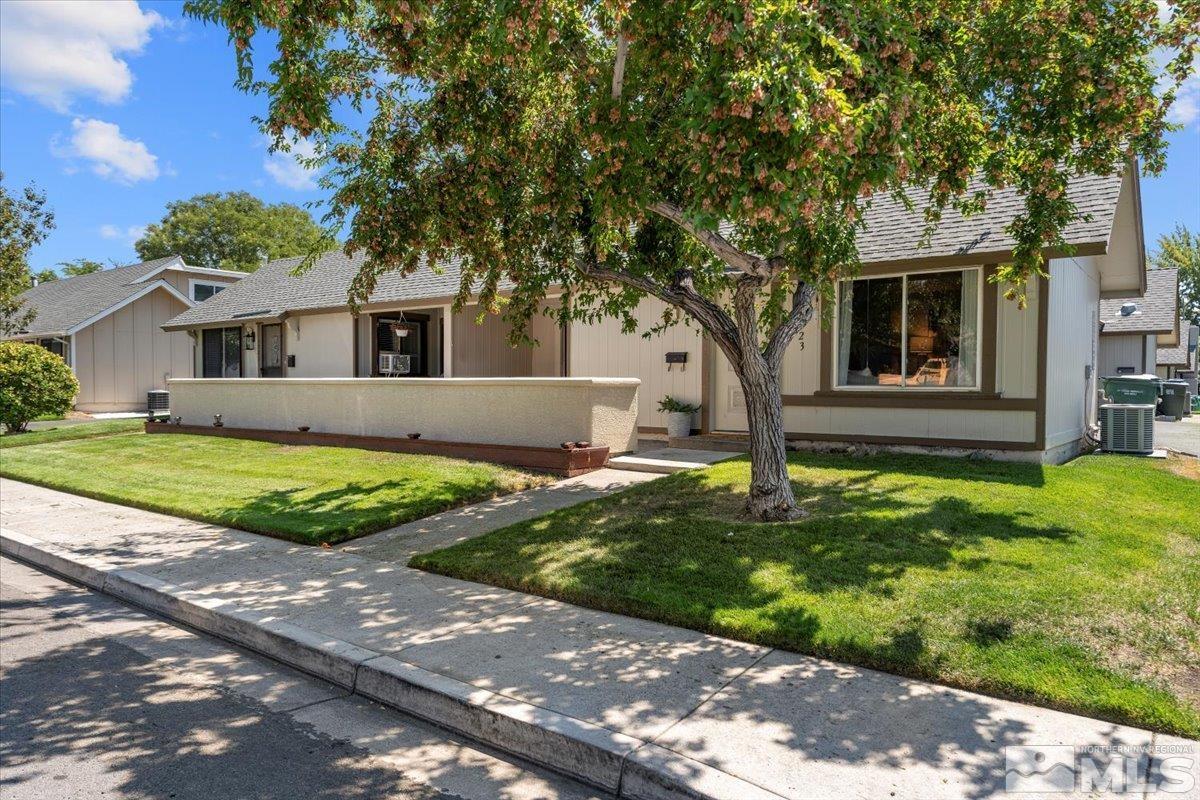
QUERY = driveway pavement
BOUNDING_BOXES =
[1155,416,1200,457]
[2,478,1196,799]
[0,556,599,800]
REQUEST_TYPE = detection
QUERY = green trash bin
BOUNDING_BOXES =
[1160,379,1188,420]
[1102,374,1161,405]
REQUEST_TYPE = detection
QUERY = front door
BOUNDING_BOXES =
[260,324,283,377]
[712,348,749,431]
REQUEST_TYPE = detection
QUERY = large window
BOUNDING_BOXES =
[836,268,980,389]
[202,327,242,378]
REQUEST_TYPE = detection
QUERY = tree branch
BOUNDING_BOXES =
[576,257,741,360]
[649,201,772,278]
[764,282,817,370]
[611,33,628,100]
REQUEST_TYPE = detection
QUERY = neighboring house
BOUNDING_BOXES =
[163,170,1148,464]
[1156,317,1199,381]
[1098,268,1178,376]
[5,256,245,412]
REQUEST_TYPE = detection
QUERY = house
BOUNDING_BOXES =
[1098,268,1178,376]
[5,256,245,412]
[162,169,1148,464]
[1156,316,1199,382]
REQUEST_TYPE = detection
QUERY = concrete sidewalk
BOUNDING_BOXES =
[1,478,1194,800]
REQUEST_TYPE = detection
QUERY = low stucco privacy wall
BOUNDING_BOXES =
[166,377,640,453]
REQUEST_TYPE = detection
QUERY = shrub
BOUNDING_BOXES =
[658,395,701,414]
[0,341,78,432]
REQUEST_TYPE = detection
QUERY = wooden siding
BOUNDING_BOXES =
[452,306,533,377]
[567,297,703,430]
[73,288,192,412]
[1044,255,1101,449]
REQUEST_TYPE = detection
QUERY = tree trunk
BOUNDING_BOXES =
[736,352,802,522]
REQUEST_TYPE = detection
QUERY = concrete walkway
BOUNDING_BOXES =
[341,468,661,561]
[1,478,1194,800]
[1155,416,1200,457]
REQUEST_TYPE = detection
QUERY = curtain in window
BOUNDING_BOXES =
[837,281,853,386]
[958,269,979,387]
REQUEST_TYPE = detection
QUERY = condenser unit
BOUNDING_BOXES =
[1099,404,1155,454]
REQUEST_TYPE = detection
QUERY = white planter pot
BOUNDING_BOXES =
[666,411,693,439]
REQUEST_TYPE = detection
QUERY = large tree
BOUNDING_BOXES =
[57,258,105,277]
[191,0,1197,520]
[0,173,55,337]
[1151,223,1199,326]
[135,191,330,272]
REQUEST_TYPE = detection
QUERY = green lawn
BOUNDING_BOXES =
[0,418,146,448]
[0,432,552,544]
[412,452,1200,736]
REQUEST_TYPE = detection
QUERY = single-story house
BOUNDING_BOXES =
[1156,316,1199,381]
[163,169,1148,463]
[1098,268,1178,376]
[5,256,245,412]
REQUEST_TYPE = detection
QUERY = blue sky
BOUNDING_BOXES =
[0,1,1197,275]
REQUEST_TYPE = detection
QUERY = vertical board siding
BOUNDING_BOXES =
[451,306,533,377]
[568,297,703,430]
[1044,256,1101,449]
[1098,334,1150,377]
[73,288,191,412]
[995,279,1040,398]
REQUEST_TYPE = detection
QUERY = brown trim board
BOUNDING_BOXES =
[703,429,1040,452]
[1034,274,1049,450]
[788,393,1037,411]
[700,335,713,434]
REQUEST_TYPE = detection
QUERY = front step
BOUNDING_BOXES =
[609,448,733,474]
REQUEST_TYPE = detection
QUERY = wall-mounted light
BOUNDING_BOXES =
[244,328,256,351]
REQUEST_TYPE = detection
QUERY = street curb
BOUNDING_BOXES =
[0,528,783,800]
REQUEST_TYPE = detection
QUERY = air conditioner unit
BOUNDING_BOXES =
[1099,404,1155,454]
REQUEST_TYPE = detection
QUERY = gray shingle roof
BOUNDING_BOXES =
[164,172,1126,331]
[1157,318,1198,368]
[854,172,1123,265]
[162,250,500,330]
[4,256,184,337]
[1100,268,1177,334]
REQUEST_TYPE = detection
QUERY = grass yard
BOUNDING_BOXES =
[412,451,1200,737]
[0,432,552,544]
[0,418,145,448]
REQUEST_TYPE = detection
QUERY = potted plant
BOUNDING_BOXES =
[658,395,700,439]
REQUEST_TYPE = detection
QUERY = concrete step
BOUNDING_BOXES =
[609,448,732,474]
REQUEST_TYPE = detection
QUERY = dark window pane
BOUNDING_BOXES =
[905,270,978,387]
[202,329,222,377]
[837,276,903,386]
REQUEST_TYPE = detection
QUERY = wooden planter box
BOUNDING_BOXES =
[145,422,609,477]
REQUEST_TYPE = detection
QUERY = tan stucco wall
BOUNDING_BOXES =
[167,377,640,452]
[74,287,192,412]
[286,312,355,377]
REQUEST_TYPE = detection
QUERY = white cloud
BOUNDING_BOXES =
[263,137,319,190]
[57,118,159,183]
[99,223,146,243]
[0,0,162,111]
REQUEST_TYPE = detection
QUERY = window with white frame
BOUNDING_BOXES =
[191,280,226,302]
[836,267,981,389]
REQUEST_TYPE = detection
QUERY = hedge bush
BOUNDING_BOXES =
[0,341,79,432]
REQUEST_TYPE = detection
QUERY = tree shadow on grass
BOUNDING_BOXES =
[219,474,532,545]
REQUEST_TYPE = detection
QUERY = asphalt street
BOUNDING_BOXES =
[0,556,603,800]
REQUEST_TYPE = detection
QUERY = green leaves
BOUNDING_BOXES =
[190,0,1197,334]
[134,191,331,272]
